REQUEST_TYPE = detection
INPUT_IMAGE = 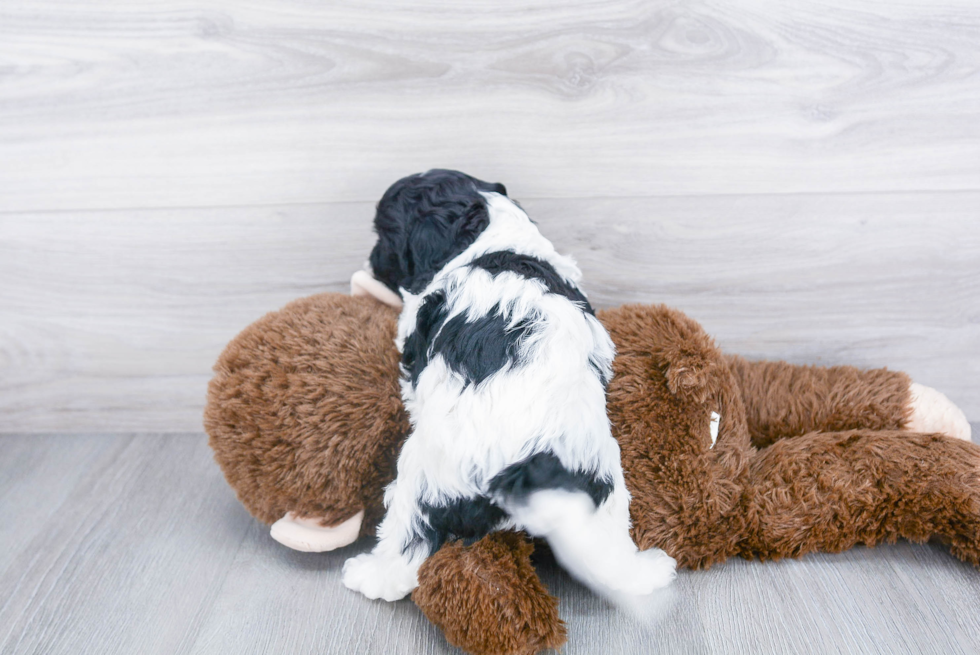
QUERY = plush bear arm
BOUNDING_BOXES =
[724,355,912,448]
[599,304,728,408]
[351,269,403,308]
[601,304,753,569]
[413,532,566,655]
[743,429,980,566]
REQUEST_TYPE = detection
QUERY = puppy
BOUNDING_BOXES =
[342,170,676,601]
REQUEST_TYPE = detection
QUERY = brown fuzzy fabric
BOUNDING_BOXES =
[205,292,980,655]
[598,304,752,569]
[204,294,408,532]
[726,355,913,448]
[413,532,566,655]
[742,430,980,565]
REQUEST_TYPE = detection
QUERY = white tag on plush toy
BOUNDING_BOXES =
[709,411,720,448]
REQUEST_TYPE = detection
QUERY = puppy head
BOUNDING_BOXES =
[369,169,507,295]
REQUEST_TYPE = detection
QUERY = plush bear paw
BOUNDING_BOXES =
[907,382,972,442]
[350,270,403,308]
[270,511,363,552]
[342,552,418,602]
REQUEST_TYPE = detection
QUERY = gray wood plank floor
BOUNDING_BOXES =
[1,432,979,655]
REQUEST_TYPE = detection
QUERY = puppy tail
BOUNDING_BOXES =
[503,489,676,597]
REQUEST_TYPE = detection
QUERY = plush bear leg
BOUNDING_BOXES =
[725,356,915,448]
[907,382,972,442]
[744,430,980,566]
[412,532,566,655]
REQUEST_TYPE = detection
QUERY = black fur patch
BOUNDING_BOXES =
[403,297,538,389]
[468,250,595,315]
[588,354,610,388]
[417,495,507,553]
[401,291,449,387]
[370,169,507,295]
[488,451,613,507]
[432,304,537,387]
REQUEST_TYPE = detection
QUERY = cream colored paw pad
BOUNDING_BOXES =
[907,382,972,442]
[270,510,364,552]
[351,270,403,309]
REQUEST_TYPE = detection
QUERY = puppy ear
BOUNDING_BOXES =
[369,224,409,295]
[402,207,483,291]
[450,199,492,251]
[370,170,503,295]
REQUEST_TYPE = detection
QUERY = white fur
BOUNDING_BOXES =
[505,489,675,595]
[343,192,676,601]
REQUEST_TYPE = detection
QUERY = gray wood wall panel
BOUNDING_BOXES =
[1,1,978,428]
[2,433,979,655]
[1,0,980,213]
[2,192,977,432]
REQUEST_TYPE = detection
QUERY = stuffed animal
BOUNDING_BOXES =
[205,279,976,655]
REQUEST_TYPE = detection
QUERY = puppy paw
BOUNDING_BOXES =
[615,548,677,596]
[342,552,418,602]
[907,383,972,441]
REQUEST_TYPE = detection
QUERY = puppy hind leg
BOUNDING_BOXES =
[505,488,676,596]
[342,479,428,602]
[343,548,425,602]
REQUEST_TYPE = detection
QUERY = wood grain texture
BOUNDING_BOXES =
[1,433,979,654]
[1,0,979,212]
[2,192,977,432]
[2,2,978,652]
[0,202,375,432]
[546,191,980,421]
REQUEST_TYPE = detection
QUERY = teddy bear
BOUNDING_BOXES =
[204,278,976,655]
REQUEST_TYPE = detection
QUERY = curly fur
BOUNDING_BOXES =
[725,355,912,448]
[205,294,980,655]
[369,169,506,295]
[414,532,566,655]
[344,170,673,602]
[204,294,406,532]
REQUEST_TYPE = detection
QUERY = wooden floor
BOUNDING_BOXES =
[2,431,979,655]
[3,0,980,653]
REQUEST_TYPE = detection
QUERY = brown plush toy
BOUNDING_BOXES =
[205,288,976,655]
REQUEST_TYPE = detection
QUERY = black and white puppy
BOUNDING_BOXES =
[342,170,676,601]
